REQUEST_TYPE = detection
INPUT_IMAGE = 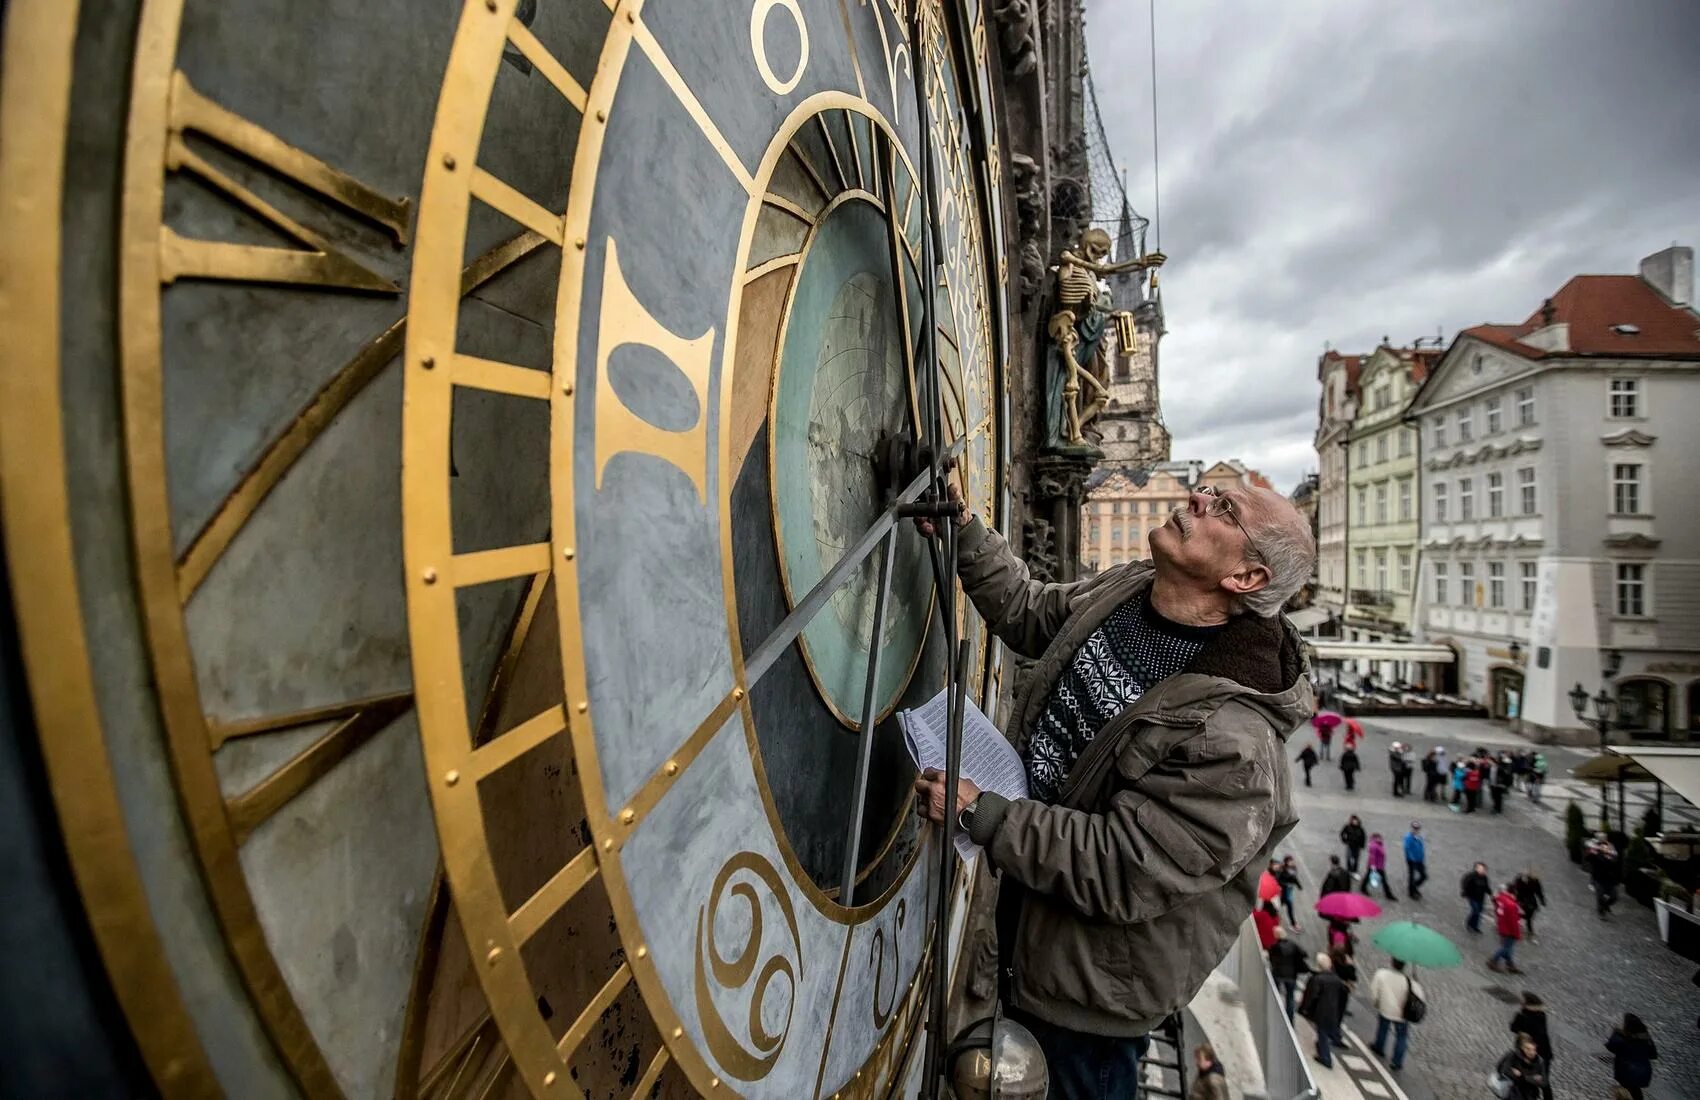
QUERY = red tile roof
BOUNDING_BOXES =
[1462,275,1700,360]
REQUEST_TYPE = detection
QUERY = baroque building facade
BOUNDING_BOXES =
[1313,350,1361,632]
[1410,247,1700,741]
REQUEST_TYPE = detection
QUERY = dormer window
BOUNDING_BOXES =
[1610,323,1641,335]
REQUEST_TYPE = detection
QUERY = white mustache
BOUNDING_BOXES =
[1170,508,1193,536]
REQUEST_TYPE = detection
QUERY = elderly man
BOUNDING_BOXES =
[915,482,1315,1099]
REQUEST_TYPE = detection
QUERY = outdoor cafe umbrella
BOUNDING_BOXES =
[1372,921,1462,969]
[1315,892,1381,921]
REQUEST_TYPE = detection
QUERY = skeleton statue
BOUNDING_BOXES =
[1043,228,1165,448]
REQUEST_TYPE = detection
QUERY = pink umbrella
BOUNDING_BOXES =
[1258,871,1281,902]
[1315,892,1382,920]
[1311,711,1343,732]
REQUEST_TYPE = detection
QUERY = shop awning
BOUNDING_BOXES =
[1306,641,1457,663]
[1610,747,1700,806]
[1285,607,1331,632]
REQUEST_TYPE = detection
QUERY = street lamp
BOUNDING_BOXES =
[1571,681,1618,829]
[1603,647,1624,681]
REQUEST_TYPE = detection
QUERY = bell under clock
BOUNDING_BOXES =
[0,0,1010,1097]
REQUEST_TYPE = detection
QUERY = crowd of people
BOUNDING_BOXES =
[1266,719,1672,1098]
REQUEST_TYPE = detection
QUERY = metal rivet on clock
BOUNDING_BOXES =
[621,808,635,824]
[543,1072,557,1087]
[577,702,588,714]
[442,153,456,170]
[562,382,574,395]
[665,761,679,776]
[445,770,460,786]
[421,355,435,370]
[673,1028,683,1039]
[595,109,606,122]
[603,838,614,851]
[486,946,502,964]
[635,945,647,958]
[563,547,575,560]
[422,567,438,585]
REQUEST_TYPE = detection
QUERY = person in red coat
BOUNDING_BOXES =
[1255,900,1282,950]
[1488,884,1524,974]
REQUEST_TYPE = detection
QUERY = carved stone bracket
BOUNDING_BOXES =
[1029,451,1097,584]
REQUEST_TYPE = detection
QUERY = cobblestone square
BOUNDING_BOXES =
[1280,717,1700,1100]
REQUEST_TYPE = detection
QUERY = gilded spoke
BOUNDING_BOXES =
[613,686,743,838]
[506,20,587,110]
[450,543,551,587]
[225,693,414,843]
[743,253,802,283]
[762,193,816,223]
[470,166,565,244]
[508,847,600,945]
[468,703,566,780]
[453,354,552,400]
[631,20,755,194]
[816,114,852,191]
[556,963,633,1061]
[630,1047,670,1099]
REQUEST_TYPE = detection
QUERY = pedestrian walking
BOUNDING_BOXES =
[1494,1033,1549,1100]
[1487,883,1524,974]
[1461,862,1492,934]
[1508,993,1554,1100]
[1343,717,1362,751]
[1339,745,1360,791]
[1267,926,1310,1022]
[1317,723,1334,762]
[1588,834,1623,918]
[1320,855,1352,897]
[1399,743,1417,796]
[1403,822,1427,900]
[1387,742,1405,797]
[1464,757,1484,813]
[1296,743,1319,787]
[1254,898,1281,950]
[1512,870,1547,941]
[1606,1013,1657,1100]
[1528,753,1547,802]
[1340,815,1366,875]
[1368,958,1423,1072]
[1278,855,1303,929]
[1187,1043,1230,1100]
[1298,953,1348,1069]
[1361,832,1397,900]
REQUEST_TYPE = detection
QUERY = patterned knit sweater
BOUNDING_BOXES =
[1024,590,1225,803]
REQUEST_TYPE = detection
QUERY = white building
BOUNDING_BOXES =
[1312,350,1361,630]
[1408,246,1700,741]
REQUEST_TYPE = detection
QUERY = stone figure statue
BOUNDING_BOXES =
[1043,228,1164,448]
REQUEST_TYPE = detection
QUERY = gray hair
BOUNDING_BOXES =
[1241,516,1317,617]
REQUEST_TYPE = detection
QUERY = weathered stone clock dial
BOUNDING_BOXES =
[0,0,1008,1096]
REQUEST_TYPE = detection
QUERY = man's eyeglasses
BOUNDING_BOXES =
[1196,485,1264,563]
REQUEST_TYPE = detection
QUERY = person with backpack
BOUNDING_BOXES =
[1494,1032,1548,1099]
[1339,744,1361,791]
[1491,753,1514,813]
[1360,832,1397,900]
[1187,1043,1230,1100]
[1368,958,1424,1072]
[1278,855,1303,929]
[1605,1013,1658,1100]
[1512,870,1547,942]
[1319,855,1353,897]
[1340,815,1366,875]
[1487,883,1524,974]
[1508,993,1554,1100]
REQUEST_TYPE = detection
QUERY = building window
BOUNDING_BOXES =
[1376,383,1392,410]
[1356,487,1367,525]
[1459,561,1476,606]
[1431,417,1447,449]
[1612,463,1642,515]
[1518,467,1537,514]
[1373,549,1388,592]
[1489,561,1506,608]
[1397,428,1412,457]
[1375,482,1388,524]
[1485,395,1503,434]
[1111,501,1121,514]
[1434,562,1449,605]
[1433,481,1448,522]
[1515,387,1535,426]
[1355,548,1367,582]
[1357,441,1369,466]
[1520,561,1537,611]
[1457,407,1474,443]
[1398,548,1412,591]
[1398,477,1413,521]
[1487,472,1505,517]
[1376,434,1389,463]
[1609,378,1640,419]
[1615,563,1647,617]
[1459,477,1474,520]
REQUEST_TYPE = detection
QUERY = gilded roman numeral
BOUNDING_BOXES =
[160,71,411,292]
[594,239,715,502]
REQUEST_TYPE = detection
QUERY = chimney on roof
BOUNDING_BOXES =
[1639,245,1693,307]
[1539,298,1556,326]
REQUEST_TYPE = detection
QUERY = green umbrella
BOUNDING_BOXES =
[1371,921,1462,968]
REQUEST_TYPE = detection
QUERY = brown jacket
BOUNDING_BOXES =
[956,518,1308,1036]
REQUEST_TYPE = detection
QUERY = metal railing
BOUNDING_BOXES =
[1217,921,1320,1100]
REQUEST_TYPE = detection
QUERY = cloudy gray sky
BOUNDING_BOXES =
[1085,0,1700,492]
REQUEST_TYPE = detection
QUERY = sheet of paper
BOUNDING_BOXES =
[898,687,1028,861]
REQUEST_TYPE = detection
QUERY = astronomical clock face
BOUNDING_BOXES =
[1,1,1006,1098]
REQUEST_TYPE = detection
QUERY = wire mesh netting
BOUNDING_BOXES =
[1083,56,1150,265]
